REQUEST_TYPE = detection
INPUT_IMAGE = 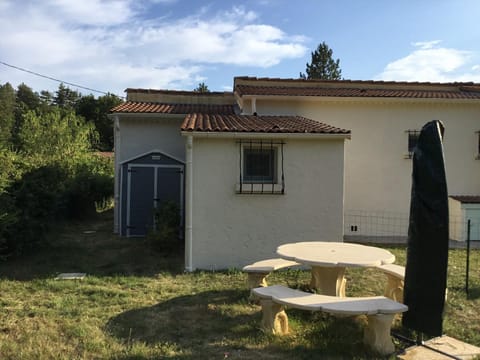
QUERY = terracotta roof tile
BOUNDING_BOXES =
[125,88,233,96]
[181,114,350,135]
[111,101,236,114]
[450,195,480,204]
[234,76,480,86]
[234,84,480,100]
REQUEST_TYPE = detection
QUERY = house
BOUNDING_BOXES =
[110,77,480,270]
[110,88,350,270]
[232,77,480,242]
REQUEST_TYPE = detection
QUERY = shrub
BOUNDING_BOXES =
[66,155,114,219]
[9,165,70,253]
[0,153,114,258]
[147,201,182,254]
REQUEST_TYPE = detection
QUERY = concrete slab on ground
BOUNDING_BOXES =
[55,273,86,280]
[398,335,480,360]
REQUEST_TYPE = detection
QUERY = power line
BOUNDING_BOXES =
[0,60,125,99]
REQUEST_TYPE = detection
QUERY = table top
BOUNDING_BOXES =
[276,241,395,268]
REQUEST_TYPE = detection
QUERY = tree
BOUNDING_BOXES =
[12,83,41,149]
[16,107,96,161]
[0,83,16,145]
[300,41,342,80]
[75,93,122,151]
[193,82,210,93]
[54,83,81,109]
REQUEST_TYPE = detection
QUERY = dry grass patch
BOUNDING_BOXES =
[0,211,479,359]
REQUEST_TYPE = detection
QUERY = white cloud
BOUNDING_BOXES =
[411,40,442,50]
[376,41,480,83]
[0,1,307,95]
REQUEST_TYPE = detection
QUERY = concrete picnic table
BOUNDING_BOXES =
[276,241,396,297]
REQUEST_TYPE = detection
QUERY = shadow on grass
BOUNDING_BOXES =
[106,289,393,360]
[465,286,480,300]
[0,210,184,281]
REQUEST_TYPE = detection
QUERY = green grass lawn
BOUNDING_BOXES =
[0,210,479,359]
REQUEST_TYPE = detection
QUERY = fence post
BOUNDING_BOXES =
[466,219,471,296]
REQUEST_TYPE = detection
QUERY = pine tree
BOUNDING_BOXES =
[300,42,342,80]
[0,83,16,145]
[193,82,210,93]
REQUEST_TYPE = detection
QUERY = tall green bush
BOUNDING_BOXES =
[0,148,21,258]
[66,155,114,219]
[0,106,113,258]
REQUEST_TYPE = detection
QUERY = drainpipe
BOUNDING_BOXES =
[113,115,120,234]
[185,135,194,272]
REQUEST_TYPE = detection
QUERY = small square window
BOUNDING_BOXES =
[405,130,420,159]
[243,147,276,183]
[237,140,285,194]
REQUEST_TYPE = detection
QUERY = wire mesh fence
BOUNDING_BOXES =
[343,209,480,244]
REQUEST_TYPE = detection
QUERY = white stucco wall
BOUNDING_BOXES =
[117,116,186,163]
[189,136,346,270]
[449,198,463,241]
[253,99,480,220]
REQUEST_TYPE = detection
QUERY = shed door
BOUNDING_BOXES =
[127,166,155,236]
[127,165,183,237]
[156,168,184,233]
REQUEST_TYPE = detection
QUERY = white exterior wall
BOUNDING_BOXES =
[189,136,346,270]
[117,117,185,163]
[253,99,480,220]
[449,198,463,241]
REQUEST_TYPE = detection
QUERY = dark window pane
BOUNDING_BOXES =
[408,130,420,155]
[243,148,276,183]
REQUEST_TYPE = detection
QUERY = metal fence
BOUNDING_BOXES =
[344,209,480,243]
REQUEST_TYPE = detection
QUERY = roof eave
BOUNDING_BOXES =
[107,112,186,119]
[238,94,480,104]
[180,131,351,140]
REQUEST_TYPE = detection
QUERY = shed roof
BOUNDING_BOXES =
[181,113,350,135]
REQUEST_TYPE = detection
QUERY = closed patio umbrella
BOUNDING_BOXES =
[402,120,449,337]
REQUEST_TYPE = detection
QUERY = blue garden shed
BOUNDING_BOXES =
[119,150,184,237]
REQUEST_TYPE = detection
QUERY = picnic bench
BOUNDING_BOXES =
[376,264,405,302]
[252,285,408,356]
[242,258,300,289]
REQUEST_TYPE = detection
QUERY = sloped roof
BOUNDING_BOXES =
[234,77,480,100]
[110,101,236,114]
[181,113,350,135]
[450,195,480,204]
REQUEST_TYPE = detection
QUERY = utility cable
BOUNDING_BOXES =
[0,60,125,99]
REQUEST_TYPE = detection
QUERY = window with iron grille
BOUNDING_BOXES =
[405,130,420,159]
[476,131,480,159]
[237,140,285,194]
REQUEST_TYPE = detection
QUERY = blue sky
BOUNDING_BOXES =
[1,0,479,98]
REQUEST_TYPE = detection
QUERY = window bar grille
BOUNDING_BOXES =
[261,140,265,194]
[477,131,480,157]
[270,140,275,194]
[281,142,285,194]
[407,130,420,158]
[249,140,254,194]
[236,139,285,194]
[239,141,243,193]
